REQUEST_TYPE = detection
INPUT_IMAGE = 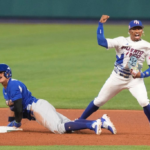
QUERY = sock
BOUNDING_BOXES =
[74,118,104,129]
[64,121,93,132]
[143,104,150,122]
[79,100,99,119]
[74,119,94,123]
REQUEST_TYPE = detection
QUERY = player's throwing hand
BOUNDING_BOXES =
[100,15,110,23]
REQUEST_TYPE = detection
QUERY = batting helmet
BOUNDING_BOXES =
[0,64,12,78]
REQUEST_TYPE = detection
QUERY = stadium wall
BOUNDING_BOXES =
[0,0,149,19]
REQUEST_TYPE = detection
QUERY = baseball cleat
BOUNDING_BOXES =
[91,119,102,135]
[101,114,117,134]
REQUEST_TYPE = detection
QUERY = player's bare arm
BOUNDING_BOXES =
[99,15,110,23]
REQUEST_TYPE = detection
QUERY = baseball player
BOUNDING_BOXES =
[0,63,116,135]
[79,15,150,125]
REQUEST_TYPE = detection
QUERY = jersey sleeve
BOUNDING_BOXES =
[97,22,108,48]
[146,48,150,65]
[106,36,124,49]
[9,83,22,102]
[146,53,150,65]
[3,88,9,100]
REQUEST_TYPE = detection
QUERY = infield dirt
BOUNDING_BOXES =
[0,108,149,145]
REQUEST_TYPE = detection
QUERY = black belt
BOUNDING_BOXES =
[114,69,130,78]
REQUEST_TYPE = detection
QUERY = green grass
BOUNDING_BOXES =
[0,23,150,148]
[0,146,150,150]
[0,23,150,110]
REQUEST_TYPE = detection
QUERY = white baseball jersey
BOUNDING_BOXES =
[93,36,150,108]
[107,36,150,76]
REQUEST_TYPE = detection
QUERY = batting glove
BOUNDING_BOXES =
[7,120,21,128]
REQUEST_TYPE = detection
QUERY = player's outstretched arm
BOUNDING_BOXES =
[99,15,110,23]
[97,15,109,48]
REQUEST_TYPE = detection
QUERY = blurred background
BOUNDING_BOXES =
[0,0,150,110]
[0,0,150,22]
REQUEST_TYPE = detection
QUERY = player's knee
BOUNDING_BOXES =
[57,123,66,134]
[93,97,106,107]
[139,100,149,107]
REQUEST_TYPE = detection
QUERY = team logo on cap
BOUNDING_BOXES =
[134,20,139,24]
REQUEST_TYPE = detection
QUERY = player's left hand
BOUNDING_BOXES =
[130,69,141,78]
[6,100,14,106]
[7,120,21,128]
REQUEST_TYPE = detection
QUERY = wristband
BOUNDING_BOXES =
[8,117,15,122]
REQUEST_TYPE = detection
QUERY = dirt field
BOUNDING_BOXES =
[0,108,150,146]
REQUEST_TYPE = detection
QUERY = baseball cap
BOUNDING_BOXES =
[128,20,143,30]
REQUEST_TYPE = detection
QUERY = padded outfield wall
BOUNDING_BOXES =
[0,0,149,19]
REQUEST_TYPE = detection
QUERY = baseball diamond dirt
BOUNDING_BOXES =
[0,108,149,146]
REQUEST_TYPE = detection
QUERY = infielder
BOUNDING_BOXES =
[79,15,150,125]
[0,63,116,135]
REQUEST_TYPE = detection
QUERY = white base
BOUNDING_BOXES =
[0,126,23,133]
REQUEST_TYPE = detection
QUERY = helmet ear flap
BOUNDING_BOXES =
[4,72,8,78]
[4,69,12,78]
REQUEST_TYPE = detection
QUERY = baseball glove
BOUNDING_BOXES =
[128,56,142,77]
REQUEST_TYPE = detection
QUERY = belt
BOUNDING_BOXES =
[114,69,130,78]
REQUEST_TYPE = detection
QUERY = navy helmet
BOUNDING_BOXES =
[129,20,143,30]
[0,64,12,78]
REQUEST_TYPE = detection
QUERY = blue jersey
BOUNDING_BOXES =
[3,78,38,111]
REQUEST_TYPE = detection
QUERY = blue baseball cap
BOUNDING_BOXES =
[129,20,143,30]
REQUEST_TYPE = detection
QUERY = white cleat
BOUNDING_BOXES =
[91,119,102,135]
[101,114,117,134]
